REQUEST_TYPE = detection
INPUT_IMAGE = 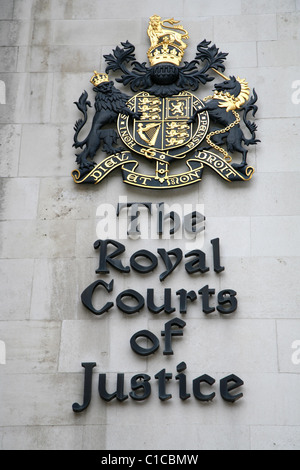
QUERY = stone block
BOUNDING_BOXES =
[0,20,31,46]
[30,258,79,320]
[204,217,251,257]
[255,118,300,173]
[31,20,53,46]
[250,216,300,256]
[0,0,14,19]
[75,218,100,259]
[0,177,39,220]
[50,0,184,20]
[0,47,18,72]
[278,12,300,40]
[0,73,53,124]
[0,219,76,258]
[0,320,60,373]
[258,40,300,67]
[30,0,58,20]
[82,425,107,450]
[106,423,250,450]
[27,45,103,73]
[38,177,101,220]
[249,173,300,216]
[214,14,277,43]
[203,172,300,217]
[13,0,34,20]
[250,425,300,450]
[185,0,242,16]
[241,373,300,425]
[0,259,34,320]
[0,124,21,177]
[242,0,296,14]
[18,72,54,123]
[53,20,142,46]
[19,124,73,176]
[0,425,84,450]
[216,41,257,69]
[59,319,110,373]
[15,45,27,72]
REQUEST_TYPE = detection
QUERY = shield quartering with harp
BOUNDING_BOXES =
[135,93,194,151]
[117,91,209,183]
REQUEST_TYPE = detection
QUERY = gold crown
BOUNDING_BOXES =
[147,15,189,67]
[90,71,109,86]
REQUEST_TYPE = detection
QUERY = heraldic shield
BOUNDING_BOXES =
[116,91,209,186]
[129,92,207,154]
[71,15,259,189]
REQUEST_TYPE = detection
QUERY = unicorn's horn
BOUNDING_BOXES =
[212,68,230,80]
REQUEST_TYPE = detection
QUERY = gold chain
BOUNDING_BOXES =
[202,96,240,163]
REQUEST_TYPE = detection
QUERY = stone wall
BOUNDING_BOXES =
[0,0,300,450]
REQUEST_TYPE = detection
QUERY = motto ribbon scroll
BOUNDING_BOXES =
[71,150,254,188]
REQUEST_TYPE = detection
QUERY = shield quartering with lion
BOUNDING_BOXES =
[71,15,259,189]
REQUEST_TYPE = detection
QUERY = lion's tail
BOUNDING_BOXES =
[73,91,91,148]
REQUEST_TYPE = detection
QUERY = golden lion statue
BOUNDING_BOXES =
[147,15,189,50]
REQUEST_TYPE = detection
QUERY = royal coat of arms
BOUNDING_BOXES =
[71,15,259,189]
